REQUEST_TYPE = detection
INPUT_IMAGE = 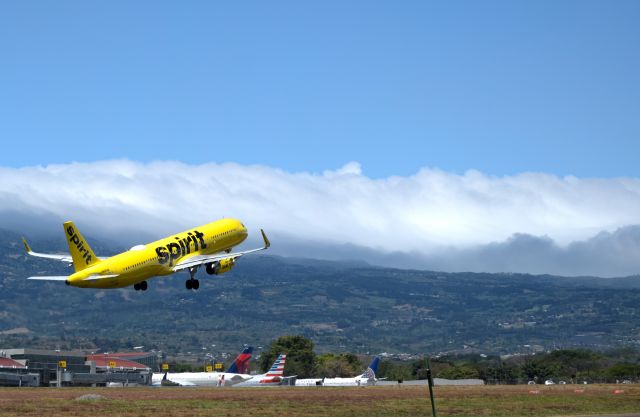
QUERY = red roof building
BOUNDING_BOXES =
[86,354,149,371]
[0,357,26,369]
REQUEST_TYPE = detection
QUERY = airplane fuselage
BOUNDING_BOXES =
[321,376,373,386]
[67,218,248,288]
[151,371,251,387]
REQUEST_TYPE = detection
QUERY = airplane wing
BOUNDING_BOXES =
[169,380,197,387]
[22,238,73,263]
[173,229,270,272]
[158,372,197,387]
[22,237,108,263]
[228,374,252,382]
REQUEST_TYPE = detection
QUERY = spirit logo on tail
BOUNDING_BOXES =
[66,225,93,265]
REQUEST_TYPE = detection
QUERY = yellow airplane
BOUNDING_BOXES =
[23,219,270,291]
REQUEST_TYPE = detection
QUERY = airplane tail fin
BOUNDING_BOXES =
[361,357,380,380]
[265,353,286,377]
[227,346,254,374]
[63,221,100,272]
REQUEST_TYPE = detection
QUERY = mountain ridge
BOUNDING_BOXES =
[1,229,639,356]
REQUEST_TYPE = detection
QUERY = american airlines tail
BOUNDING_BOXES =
[227,346,253,374]
[233,353,287,386]
[63,221,100,271]
[265,353,286,378]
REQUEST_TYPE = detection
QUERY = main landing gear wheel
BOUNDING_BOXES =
[134,283,140,291]
[186,266,200,290]
[134,281,148,291]
[185,279,200,290]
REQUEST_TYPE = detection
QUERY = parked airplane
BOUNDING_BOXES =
[233,353,288,387]
[23,218,270,290]
[151,346,254,387]
[296,357,381,387]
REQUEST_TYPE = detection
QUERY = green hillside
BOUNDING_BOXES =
[1,230,639,357]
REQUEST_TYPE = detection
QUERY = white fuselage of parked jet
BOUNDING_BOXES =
[151,371,251,387]
[322,376,375,386]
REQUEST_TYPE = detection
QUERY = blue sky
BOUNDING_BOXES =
[1,1,639,178]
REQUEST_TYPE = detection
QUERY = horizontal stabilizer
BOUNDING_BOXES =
[28,274,118,282]
[28,276,69,281]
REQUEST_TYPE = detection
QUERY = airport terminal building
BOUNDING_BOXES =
[0,348,156,387]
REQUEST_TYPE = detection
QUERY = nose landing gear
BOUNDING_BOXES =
[133,281,148,291]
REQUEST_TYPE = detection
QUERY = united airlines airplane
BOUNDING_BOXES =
[296,357,381,387]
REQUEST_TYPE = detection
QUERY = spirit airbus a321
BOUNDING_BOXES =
[23,219,270,291]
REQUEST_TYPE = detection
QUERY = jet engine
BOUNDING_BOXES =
[205,258,235,275]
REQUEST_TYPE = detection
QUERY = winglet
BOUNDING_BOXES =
[21,237,32,253]
[261,229,270,249]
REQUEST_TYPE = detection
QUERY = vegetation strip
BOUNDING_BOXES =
[0,385,639,417]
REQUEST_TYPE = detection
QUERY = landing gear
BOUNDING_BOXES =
[186,266,200,290]
[185,279,199,290]
[133,281,148,291]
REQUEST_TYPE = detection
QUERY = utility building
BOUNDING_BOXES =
[0,355,40,387]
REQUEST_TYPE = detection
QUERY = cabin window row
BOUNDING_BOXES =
[125,259,153,270]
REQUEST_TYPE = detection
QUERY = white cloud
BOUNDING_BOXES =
[2,160,640,276]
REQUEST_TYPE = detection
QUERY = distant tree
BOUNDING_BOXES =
[483,363,522,384]
[518,349,607,381]
[260,335,316,378]
[604,363,640,380]
[542,349,604,379]
[377,360,412,382]
[522,360,553,382]
[436,364,480,379]
[409,358,448,380]
[315,353,362,377]
[410,358,429,380]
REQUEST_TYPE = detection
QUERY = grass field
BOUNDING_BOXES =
[0,385,639,417]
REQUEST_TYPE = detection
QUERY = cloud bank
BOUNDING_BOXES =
[2,160,640,277]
